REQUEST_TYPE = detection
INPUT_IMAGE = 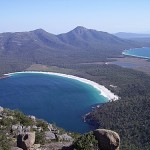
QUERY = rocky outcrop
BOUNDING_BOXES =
[45,131,56,140]
[17,132,35,150]
[0,106,4,113]
[93,129,120,150]
[11,147,23,150]
[2,106,121,150]
[57,133,73,142]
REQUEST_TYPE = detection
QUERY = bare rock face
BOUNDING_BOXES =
[17,132,35,150]
[93,129,120,150]
[0,106,4,113]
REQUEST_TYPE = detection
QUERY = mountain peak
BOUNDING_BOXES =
[72,26,88,34]
[32,28,47,34]
[74,26,87,30]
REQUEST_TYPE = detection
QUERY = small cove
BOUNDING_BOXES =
[0,72,108,133]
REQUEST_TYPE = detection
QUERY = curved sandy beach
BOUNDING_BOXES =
[5,71,119,101]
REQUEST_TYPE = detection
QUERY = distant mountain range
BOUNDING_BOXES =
[0,26,145,75]
[115,32,150,39]
[115,32,150,46]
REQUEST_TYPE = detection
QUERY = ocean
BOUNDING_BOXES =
[123,47,150,59]
[0,72,108,133]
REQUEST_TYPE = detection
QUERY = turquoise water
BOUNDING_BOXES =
[0,72,108,133]
[123,47,150,59]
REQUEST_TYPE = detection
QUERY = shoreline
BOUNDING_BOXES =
[122,47,150,59]
[123,52,150,59]
[4,71,119,101]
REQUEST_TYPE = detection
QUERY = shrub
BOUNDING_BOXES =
[36,120,48,131]
[35,131,46,145]
[14,110,34,126]
[73,132,99,150]
[0,134,11,150]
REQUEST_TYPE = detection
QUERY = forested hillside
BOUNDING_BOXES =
[70,64,150,150]
[0,27,139,76]
[115,32,150,47]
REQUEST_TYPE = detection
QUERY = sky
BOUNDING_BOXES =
[0,0,150,34]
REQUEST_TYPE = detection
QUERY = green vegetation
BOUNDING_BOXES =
[0,109,45,149]
[74,64,150,150]
[0,109,33,127]
[35,131,46,145]
[0,108,77,149]
[0,134,11,150]
[14,110,35,126]
[73,132,98,150]
[36,120,48,131]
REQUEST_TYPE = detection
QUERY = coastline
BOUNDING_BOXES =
[122,47,150,59]
[4,71,119,101]
[123,52,150,59]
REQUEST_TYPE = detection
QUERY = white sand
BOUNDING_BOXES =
[5,71,119,101]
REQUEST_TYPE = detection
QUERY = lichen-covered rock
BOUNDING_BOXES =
[17,132,35,150]
[93,129,120,150]
[45,131,56,140]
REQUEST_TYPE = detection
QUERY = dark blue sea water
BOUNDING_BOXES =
[123,47,150,59]
[0,72,108,133]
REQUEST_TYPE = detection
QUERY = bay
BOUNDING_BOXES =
[123,47,150,59]
[0,72,108,133]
